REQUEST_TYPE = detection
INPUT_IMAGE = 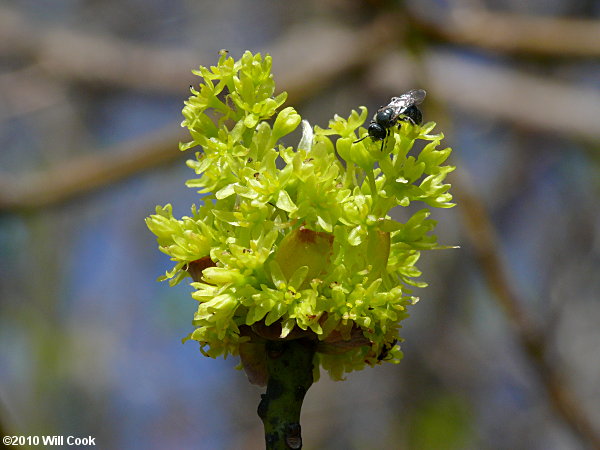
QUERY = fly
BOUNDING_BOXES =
[354,89,426,150]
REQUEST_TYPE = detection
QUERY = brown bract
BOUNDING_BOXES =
[186,256,216,282]
[238,316,372,386]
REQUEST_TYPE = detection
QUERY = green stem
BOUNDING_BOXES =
[366,170,378,200]
[258,339,316,449]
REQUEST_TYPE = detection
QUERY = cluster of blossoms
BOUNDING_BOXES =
[146,51,454,383]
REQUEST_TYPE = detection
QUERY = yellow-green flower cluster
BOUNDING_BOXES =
[146,51,455,381]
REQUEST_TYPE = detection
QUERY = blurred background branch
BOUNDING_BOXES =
[0,126,187,211]
[407,5,600,57]
[454,169,600,449]
[0,5,196,93]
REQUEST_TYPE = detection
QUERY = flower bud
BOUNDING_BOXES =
[272,107,301,142]
[274,227,334,287]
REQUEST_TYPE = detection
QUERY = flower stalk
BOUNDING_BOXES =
[258,339,316,449]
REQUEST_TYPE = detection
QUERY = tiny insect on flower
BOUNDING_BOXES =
[354,89,426,151]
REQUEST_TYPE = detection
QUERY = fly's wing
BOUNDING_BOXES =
[388,95,410,110]
[405,89,426,105]
[387,89,427,122]
[387,96,411,122]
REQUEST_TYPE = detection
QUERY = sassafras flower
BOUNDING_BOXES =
[147,51,455,383]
